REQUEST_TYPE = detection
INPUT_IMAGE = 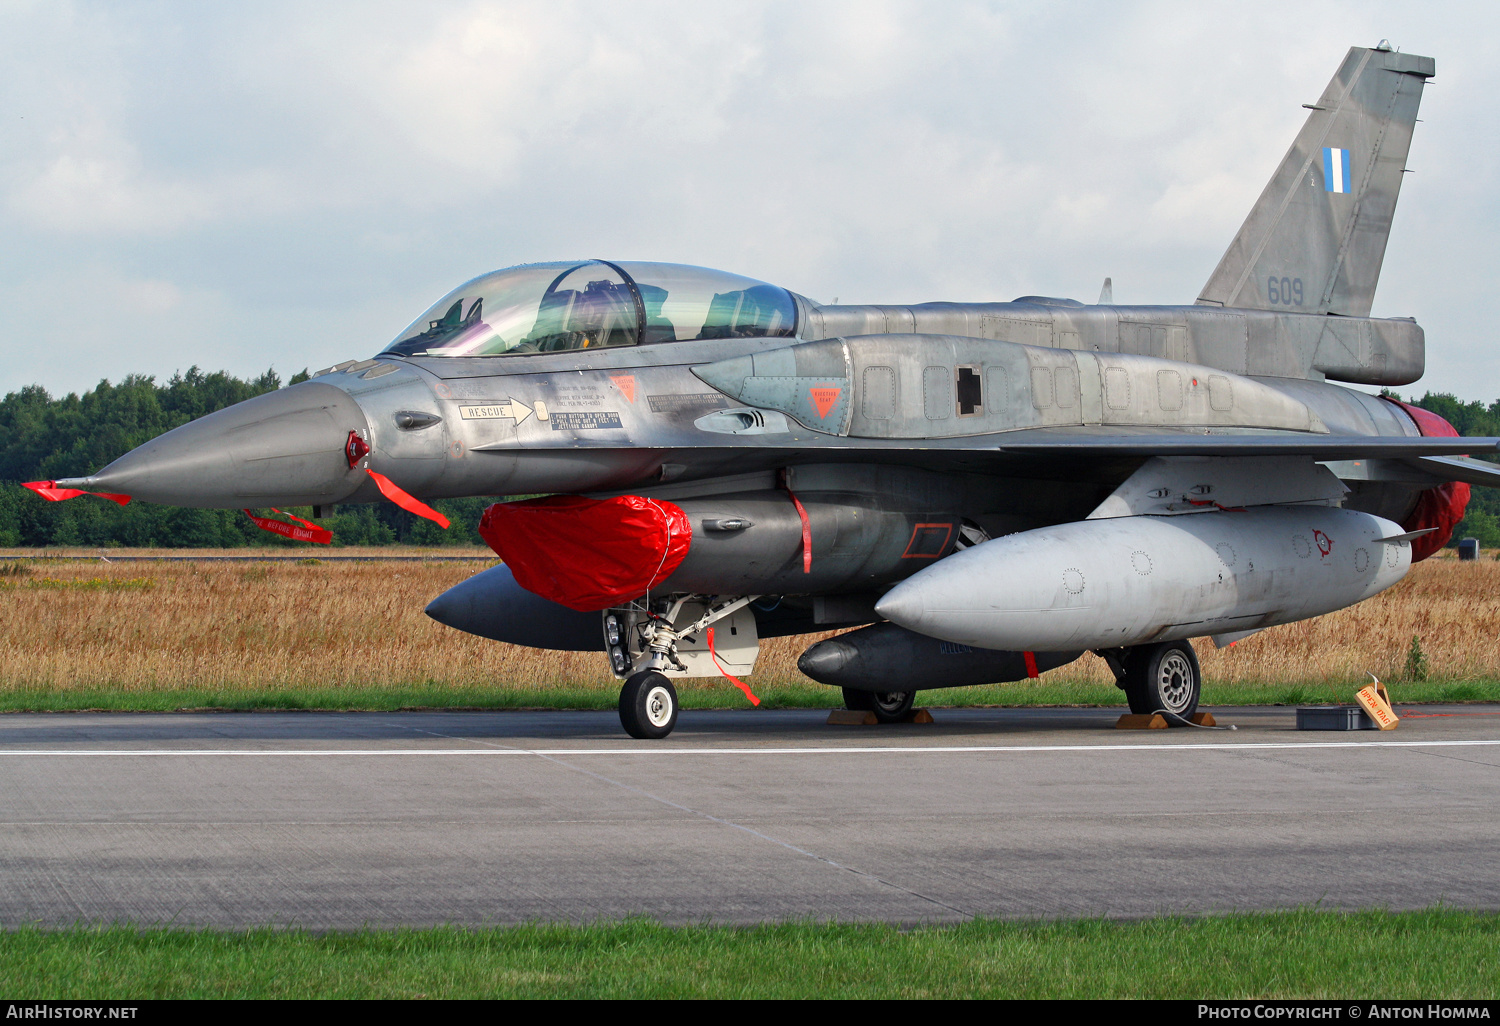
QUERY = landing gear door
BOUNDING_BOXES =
[604,601,761,679]
[672,603,759,677]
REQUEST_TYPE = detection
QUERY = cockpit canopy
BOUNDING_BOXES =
[383,260,798,358]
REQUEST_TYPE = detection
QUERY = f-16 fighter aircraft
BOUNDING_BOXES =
[32,43,1500,738]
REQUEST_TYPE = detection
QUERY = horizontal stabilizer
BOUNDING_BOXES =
[1411,454,1500,489]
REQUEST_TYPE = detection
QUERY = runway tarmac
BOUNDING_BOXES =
[2,704,1498,928]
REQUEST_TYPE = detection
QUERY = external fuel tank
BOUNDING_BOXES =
[876,506,1412,652]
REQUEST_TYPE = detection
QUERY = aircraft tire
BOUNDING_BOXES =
[869,690,916,724]
[619,670,679,740]
[1122,641,1201,723]
[842,688,875,712]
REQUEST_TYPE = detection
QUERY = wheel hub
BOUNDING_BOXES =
[645,686,674,727]
[1156,651,1194,713]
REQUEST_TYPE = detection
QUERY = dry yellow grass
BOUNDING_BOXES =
[0,551,1496,700]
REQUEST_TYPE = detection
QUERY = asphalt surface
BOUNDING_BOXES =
[2,704,1498,928]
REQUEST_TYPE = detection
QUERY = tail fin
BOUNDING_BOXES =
[1197,44,1433,316]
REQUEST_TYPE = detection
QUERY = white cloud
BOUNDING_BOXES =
[9,117,218,233]
[0,1,1497,399]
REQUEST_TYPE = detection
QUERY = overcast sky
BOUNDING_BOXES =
[3,1,1497,401]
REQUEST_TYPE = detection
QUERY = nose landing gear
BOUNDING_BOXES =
[607,594,760,740]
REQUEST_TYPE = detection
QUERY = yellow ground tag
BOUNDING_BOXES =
[1355,683,1399,731]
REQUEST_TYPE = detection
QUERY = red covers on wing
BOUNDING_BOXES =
[1383,398,1472,562]
[478,494,692,612]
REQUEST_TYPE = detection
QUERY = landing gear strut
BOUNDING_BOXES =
[1101,641,1201,722]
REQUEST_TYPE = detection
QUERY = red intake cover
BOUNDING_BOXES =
[1383,398,1471,562]
[478,494,692,612]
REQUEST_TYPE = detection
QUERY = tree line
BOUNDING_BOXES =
[0,369,1497,548]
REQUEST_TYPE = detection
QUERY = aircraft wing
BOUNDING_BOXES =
[991,432,1500,460]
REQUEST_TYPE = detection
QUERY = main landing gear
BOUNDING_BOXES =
[1099,640,1202,723]
[842,687,916,724]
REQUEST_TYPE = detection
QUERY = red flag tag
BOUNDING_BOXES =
[271,508,325,532]
[785,487,811,573]
[23,481,131,506]
[367,469,450,528]
[243,509,333,544]
[707,626,760,706]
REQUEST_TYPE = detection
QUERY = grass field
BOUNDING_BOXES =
[2,910,1495,999]
[1,548,1498,711]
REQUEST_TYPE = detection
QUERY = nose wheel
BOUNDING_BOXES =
[619,670,679,739]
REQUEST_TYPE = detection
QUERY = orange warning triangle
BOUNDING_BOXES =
[610,375,637,403]
[809,386,841,419]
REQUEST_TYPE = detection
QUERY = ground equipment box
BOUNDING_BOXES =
[1296,705,1376,730]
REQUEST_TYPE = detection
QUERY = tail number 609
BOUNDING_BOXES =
[1267,276,1303,306]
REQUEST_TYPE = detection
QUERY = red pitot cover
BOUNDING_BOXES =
[1384,398,1472,562]
[478,494,692,611]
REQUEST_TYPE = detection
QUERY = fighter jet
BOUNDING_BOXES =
[30,43,1500,738]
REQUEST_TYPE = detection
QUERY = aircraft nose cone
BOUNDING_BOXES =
[57,381,371,508]
[796,636,858,681]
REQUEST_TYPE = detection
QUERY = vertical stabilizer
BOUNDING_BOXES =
[1197,45,1433,316]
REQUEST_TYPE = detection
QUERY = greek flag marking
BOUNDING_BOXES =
[1323,147,1352,193]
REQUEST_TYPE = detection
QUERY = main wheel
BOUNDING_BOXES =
[869,690,916,723]
[842,688,874,711]
[1122,641,1201,722]
[843,688,914,723]
[619,670,679,739]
